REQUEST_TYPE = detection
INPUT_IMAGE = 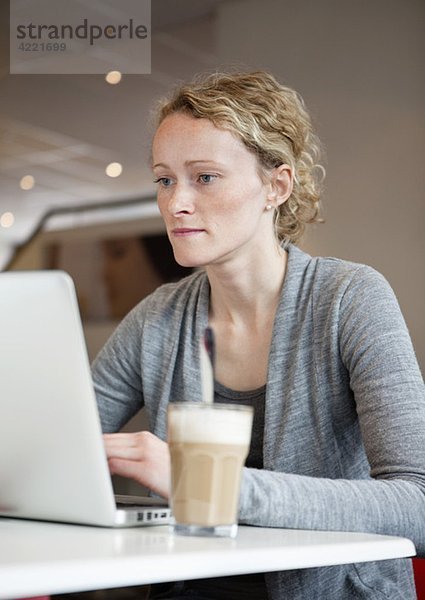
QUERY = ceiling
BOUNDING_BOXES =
[0,0,227,266]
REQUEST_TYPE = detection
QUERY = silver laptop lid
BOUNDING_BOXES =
[0,270,119,526]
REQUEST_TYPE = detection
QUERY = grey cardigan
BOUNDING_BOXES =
[92,244,425,599]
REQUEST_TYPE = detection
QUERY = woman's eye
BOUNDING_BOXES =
[198,174,216,184]
[154,177,173,187]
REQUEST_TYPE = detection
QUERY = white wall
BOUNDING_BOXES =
[216,0,425,368]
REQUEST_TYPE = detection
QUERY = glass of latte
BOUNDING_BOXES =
[167,402,253,538]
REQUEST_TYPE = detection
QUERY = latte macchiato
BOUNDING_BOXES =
[167,403,253,537]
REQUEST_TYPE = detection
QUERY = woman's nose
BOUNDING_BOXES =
[167,184,195,216]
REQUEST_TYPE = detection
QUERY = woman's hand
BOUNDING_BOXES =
[103,431,170,499]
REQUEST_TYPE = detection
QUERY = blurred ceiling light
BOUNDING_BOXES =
[106,162,123,177]
[0,212,15,228]
[105,71,122,85]
[20,175,35,190]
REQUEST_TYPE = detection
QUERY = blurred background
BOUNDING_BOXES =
[1,0,424,366]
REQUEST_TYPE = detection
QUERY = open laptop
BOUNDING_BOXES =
[0,270,171,527]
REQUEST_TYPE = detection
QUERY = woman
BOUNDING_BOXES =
[92,71,425,599]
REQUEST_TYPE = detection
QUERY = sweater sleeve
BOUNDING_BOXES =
[91,300,146,433]
[238,266,425,555]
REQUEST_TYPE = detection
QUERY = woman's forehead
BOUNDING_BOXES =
[152,113,253,165]
[155,112,231,139]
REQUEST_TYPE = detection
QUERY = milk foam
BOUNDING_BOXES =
[168,404,253,445]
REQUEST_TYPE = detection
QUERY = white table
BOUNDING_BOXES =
[0,518,415,599]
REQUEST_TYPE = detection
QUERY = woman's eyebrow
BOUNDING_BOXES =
[152,159,226,170]
[184,160,225,167]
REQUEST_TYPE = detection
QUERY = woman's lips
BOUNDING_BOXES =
[172,228,205,237]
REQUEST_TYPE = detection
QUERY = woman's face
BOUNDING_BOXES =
[152,112,274,269]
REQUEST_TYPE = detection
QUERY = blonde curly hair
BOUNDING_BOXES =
[155,71,324,245]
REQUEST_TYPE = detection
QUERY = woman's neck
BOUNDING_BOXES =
[207,242,288,328]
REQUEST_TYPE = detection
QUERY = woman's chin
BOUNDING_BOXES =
[173,253,206,269]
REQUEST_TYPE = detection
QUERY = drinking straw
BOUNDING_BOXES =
[200,327,215,403]
[204,326,216,370]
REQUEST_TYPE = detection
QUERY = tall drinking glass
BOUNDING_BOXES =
[167,402,253,538]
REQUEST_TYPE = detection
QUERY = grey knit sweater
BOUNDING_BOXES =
[92,244,425,599]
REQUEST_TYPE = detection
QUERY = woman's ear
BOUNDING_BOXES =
[267,164,293,207]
